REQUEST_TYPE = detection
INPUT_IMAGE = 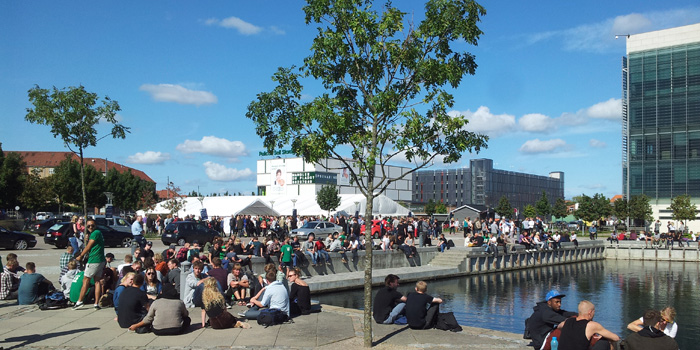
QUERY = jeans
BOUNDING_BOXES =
[69,237,80,255]
[317,250,330,263]
[304,251,317,265]
[132,235,146,255]
[331,248,349,262]
[382,303,406,324]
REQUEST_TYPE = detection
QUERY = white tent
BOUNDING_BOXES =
[140,193,408,219]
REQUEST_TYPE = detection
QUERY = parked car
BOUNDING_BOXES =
[360,219,387,239]
[568,220,584,230]
[89,215,131,233]
[290,221,343,240]
[30,218,63,236]
[35,212,55,221]
[44,222,133,249]
[162,221,220,246]
[0,226,37,250]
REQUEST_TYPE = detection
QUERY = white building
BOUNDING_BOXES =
[256,156,413,202]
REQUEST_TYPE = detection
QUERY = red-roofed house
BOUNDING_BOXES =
[3,151,155,184]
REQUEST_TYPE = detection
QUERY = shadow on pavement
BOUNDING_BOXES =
[372,325,409,346]
[2,327,99,349]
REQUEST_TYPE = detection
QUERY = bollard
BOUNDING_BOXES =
[180,261,192,301]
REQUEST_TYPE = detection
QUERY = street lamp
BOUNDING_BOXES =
[354,201,360,220]
[291,199,297,209]
[270,200,275,209]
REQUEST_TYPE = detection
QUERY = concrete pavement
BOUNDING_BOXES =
[0,302,529,350]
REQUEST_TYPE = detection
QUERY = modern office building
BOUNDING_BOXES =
[256,156,413,202]
[621,23,700,226]
[412,158,564,214]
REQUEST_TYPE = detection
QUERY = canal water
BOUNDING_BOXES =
[316,260,699,349]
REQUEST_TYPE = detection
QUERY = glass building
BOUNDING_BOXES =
[412,158,564,213]
[622,24,700,215]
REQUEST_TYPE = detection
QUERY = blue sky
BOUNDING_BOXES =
[2,1,699,200]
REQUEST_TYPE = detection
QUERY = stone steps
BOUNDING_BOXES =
[428,249,471,267]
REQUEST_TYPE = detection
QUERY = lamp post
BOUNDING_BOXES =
[270,200,275,209]
[354,201,360,220]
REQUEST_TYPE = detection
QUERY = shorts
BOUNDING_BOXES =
[85,261,106,279]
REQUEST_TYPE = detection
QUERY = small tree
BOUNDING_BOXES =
[591,193,611,224]
[612,197,628,222]
[552,198,568,220]
[317,185,342,218]
[19,169,54,212]
[161,182,185,216]
[523,204,537,218]
[668,194,697,225]
[495,195,513,219]
[424,199,437,216]
[435,201,448,214]
[26,85,129,217]
[535,191,551,222]
[628,194,653,227]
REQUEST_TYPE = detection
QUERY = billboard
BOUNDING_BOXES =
[338,167,350,186]
[270,163,287,195]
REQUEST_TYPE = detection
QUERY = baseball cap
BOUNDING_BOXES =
[146,241,153,246]
[169,244,176,250]
[546,289,565,301]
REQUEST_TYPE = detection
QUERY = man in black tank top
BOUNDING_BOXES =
[558,300,620,350]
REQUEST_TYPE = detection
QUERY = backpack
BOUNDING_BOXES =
[435,312,462,332]
[176,247,188,262]
[256,308,288,327]
[245,271,263,297]
[40,291,69,310]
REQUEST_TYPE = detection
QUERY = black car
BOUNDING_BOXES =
[162,221,220,246]
[44,222,133,249]
[0,226,37,250]
[30,218,63,236]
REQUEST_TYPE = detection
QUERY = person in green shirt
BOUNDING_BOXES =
[74,218,106,310]
[279,238,293,274]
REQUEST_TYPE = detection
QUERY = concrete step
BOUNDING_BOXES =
[428,250,471,267]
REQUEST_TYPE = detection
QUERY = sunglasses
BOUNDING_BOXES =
[146,272,154,275]
[86,225,95,228]
[287,274,296,277]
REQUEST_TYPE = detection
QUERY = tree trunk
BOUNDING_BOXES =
[79,148,87,218]
[363,192,374,348]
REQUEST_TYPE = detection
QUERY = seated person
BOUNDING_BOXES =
[287,267,310,317]
[328,234,350,263]
[627,306,678,338]
[18,262,54,305]
[558,300,619,350]
[0,259,21,300]
[114,270,135,316]
[468,232,484,247]
[373,274,406,324]
[184,260,206,308]
[405,280,442,330]
[60,259,80,298]
[226,264,250,305]
[129,282,190,335]
[141,267,162,300]
[244,271,290,320]
[621,309,679,350]
[526,290,577,350]
[437,234,448,253]
[118,274,149,330]
[202,277,249,329]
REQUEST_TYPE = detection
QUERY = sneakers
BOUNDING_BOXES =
[94,304,101,310]
[237,312,247,317]
[72,301,84,310]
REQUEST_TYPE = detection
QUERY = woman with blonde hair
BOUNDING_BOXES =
[202,278,248,329]
[627,306,678,338]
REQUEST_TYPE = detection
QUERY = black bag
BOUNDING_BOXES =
[40,291,69,310]
[245,271,263,298]
[447,240,455,248]
[523,317,531,339]
[435,312,462,332]
[257,308,288,327]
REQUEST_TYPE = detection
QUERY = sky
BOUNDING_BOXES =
[2,1,699,200]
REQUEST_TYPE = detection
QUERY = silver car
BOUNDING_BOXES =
[90,215,131,233]
[290,221,343,240]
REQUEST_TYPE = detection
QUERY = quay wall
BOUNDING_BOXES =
[603,240,700,262]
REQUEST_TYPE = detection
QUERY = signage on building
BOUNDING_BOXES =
[292,172,337,185]
[259,149,294,157]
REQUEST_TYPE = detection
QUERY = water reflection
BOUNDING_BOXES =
[316,260,698,349]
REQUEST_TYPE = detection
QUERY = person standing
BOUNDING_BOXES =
[131,215,146,255]
[73,218,106,310]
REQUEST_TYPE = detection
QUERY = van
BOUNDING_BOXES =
[35,212,54,221]
[89,215,131,233]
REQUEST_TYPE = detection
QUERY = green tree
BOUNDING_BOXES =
[628,194,653,226]
[591,193,612,223]
[523,204,537,218]
[0,145,26,209]
[83,164,106,210]
[51,156,82,210]
[161,181,184,216]
[495,195,513,219]
[19,168,54,211]
[612,197,628,222]
[435,201,448,214]
[552,198,568,220]
[245,1,487,345]
[574,194,596,222]
[26,85,129,217]
[668,194,697,223]
[535,191,551,221]
[316,185,342,218]
[424,199,437,216]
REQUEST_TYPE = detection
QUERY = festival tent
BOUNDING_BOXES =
[138,196,280,218]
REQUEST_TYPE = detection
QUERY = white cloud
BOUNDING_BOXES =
[204,16,277,36]
[524,7,700,53]
[450,106,516,137]
[126,151,170,164]
[140,84,217,106]
[519,113,555,132]
[176,136,248,158]
[203,162,254,182]
[589,139,607,148]
[519,138,568,154]
[585,98,621,120]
